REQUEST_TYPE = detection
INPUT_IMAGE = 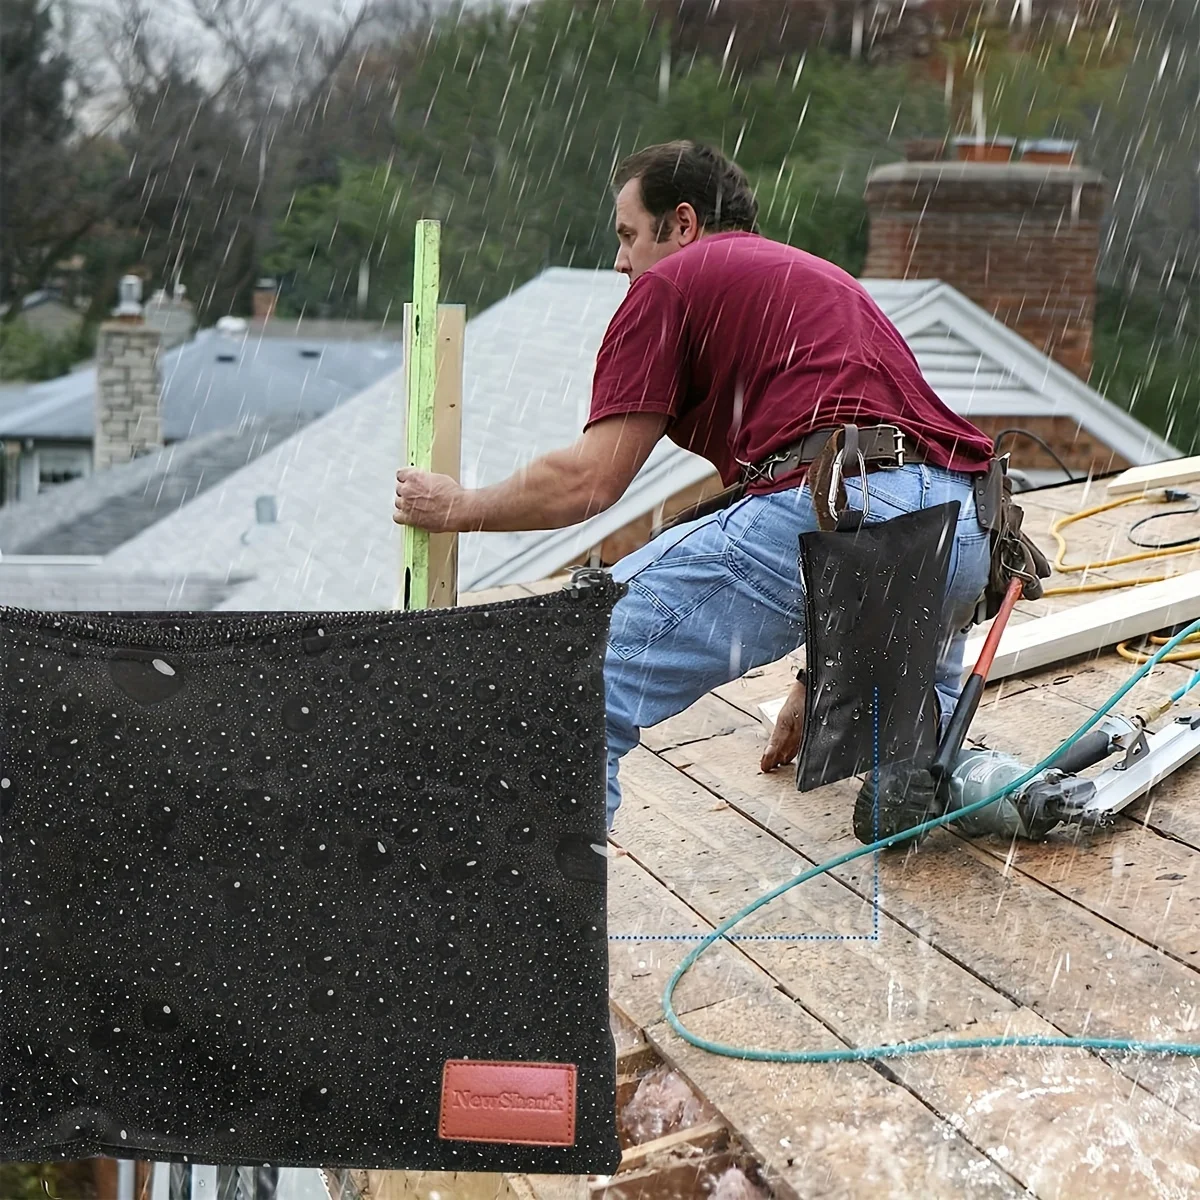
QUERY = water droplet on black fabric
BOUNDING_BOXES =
[308,987,341,1015]
[141,1002,180,1033]
[393,823,423,846]
[555,835,606,885]
[485,774,514,802]
[88,1023,129,1051]
[48,701,75,730]
[242,789,277,818]
[302,626,333,654]
[349,661,374,683]
[109,651,186,705]
[506,822,535,845]
[300,1082,332,1113]
[282,697,318,732]
[357,838,393,874]
[494,866,525,888]
[301,835,333,869]
[0,776,16,817]
[47,734,79,759]
[442,856,483,883]
[220,876,256,915]
[306,952,339,975]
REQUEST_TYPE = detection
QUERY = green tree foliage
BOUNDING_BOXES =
[266,162,417,320]
[0,0,123,321]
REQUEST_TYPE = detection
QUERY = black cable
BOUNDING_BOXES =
[1127,500,1200,550]
[991,427,1078,483]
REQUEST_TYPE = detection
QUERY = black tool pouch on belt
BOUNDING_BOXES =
[972,457,1052,621]
[795,426,959,792]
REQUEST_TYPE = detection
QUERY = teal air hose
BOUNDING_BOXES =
[661,617,1200,1063]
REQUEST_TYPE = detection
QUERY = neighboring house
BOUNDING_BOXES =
[0,290,85,339]
[0,327,403,506]
[1,259,1177,613]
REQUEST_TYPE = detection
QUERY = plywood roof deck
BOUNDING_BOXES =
[464,478,1200,1198]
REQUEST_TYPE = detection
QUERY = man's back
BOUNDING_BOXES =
[589,231,994,493]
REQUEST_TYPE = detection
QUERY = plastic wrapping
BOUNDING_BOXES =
[0,579,625,1175]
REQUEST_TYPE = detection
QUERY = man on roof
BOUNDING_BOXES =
[394,140,999,838]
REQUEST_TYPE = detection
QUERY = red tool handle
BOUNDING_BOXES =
[930,578,1024,781]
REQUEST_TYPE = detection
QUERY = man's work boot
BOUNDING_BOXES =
[853,761,944,847]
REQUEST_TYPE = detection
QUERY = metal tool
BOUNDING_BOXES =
[942,709,1200,840]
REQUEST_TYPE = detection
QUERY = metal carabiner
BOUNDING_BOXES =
[826,448,871,526]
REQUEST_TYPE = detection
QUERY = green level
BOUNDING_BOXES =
[402,219,441,611]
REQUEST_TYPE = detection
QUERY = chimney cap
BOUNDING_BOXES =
[867,160,1104,186]
[113,274,144,320]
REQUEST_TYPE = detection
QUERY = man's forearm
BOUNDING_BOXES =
[461,448,614,532]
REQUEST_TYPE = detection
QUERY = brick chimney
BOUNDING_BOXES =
[95,286,164,470]
[253,278,279,321]
[863,158,1108,379]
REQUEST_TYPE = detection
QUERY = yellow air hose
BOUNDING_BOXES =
[1043,490,1200,663]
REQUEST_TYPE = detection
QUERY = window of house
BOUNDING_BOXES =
[37,446,91,491]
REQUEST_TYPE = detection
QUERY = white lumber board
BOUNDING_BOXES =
[1106,455,1200,496]
[757,569,1200,727]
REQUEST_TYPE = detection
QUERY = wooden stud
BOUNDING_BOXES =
[401,219,441,611]
[615,1121,728,1174]
[1107,454,1200,496]
[429,303,465,608]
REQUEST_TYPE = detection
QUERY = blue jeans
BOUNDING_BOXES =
[602,463,992,830]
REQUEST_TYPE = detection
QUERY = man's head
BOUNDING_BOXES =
[611,141,758,281]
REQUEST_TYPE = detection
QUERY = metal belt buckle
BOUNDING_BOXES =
[880,427,905,469]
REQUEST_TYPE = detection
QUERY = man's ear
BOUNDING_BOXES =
[673,202,702,245]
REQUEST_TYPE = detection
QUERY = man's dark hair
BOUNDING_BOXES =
[612,141,759,240]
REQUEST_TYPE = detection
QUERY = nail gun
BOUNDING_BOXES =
[940,707,1200,841]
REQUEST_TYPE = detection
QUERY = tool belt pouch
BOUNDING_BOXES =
[0,583,626,1174]
[973,458,1052,621]
[794,428,960,791]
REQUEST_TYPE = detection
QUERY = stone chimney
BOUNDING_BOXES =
[863,155,1108,379]
[95,276,164,470]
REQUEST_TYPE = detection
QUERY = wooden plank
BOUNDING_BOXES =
[961,569,1200,683]
[889,1008,1200,1197]
[429,303,465,609]
[607,854,1024,1198]
[659,725,1200,1127]
[616,1121,726,1172]
[614,747,1018,1046]
[365,1171,519,1200]
[590,1151,739,1199]
[400,219,441,611]
[609,750,1200,1194]
[641,694,758,753]
[1108,455,1200,496]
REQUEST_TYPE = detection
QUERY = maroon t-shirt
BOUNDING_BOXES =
[586,232,994,494]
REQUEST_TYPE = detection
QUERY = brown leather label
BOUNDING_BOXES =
[439,1059,577,1146]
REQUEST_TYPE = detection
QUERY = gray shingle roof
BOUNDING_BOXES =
[0,328,403,441]
[0,562,239,611]
[0,412,316,556]
[101,269,636,610]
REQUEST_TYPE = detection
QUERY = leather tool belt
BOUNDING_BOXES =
[651,423,921,537]
[647,421,1052,626]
